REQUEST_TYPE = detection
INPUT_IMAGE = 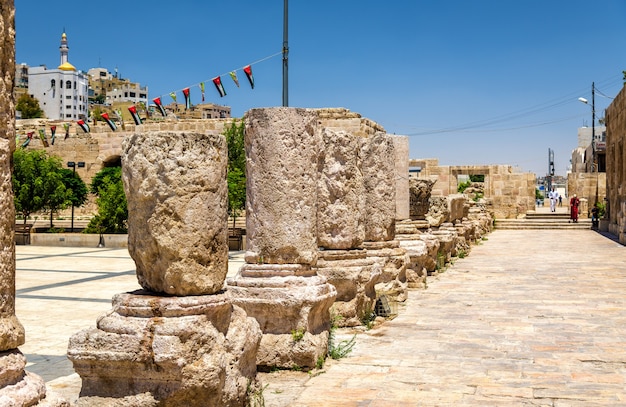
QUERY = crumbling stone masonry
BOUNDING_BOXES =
[228,108,336,369]
[606,84,626,243]
[0,2,66,405]
[68,131,261,406]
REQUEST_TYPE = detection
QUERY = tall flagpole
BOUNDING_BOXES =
[282,0,289,107]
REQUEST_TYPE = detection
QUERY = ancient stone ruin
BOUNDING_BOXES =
[227,108,337,369]
[0,3,66,405]
[67,132,261,406]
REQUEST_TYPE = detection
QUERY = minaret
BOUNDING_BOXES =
[59,31,69,65]
[58,30,76,71]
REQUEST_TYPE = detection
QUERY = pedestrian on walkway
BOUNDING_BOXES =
[548,187,559,212]
[559,195,562,207]
[570,194,580,223]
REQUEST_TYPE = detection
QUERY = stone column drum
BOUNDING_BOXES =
[0,3,66,405]
[314,129,379,327]
[68,132,261,406]
[361,133,409,303]
[228,108,336,369]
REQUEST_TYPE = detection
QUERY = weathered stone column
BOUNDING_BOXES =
[68,132,261,406]
[228,108,336,369]
[0,3,66,405]
[396,179,440,288]
[392,135,410,221]
[361,132,409,303]
[314,129,379,327]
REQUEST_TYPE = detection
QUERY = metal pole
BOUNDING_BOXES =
[282,0,289,107]
[70,163,75,233]
[592,81,596,173]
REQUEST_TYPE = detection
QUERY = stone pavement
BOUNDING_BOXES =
[15,229,626,406]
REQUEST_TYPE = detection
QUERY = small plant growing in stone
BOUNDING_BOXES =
[359,305,376,330]
[315,356,325,370]
[291,327,305,342]
[245,381,268,407]
[327,314,356,360]
[458,250,467,259]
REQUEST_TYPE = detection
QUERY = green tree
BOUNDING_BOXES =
[12,149,69,226]
[85,167,128,234]
[60,168,89,207]
[223,119,246,227]
[16,93,44,119]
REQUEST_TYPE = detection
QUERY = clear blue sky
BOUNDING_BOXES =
[15,1,626,176]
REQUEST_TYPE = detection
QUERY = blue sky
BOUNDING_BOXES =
[15,1,626,176]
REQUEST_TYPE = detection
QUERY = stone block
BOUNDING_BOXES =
[122,131,228,296]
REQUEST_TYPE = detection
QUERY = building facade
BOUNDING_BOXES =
[605,84,626,243]
[87,68,148,106]
[26,32,89,121]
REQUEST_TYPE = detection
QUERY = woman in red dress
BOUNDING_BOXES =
[570,194,580,222]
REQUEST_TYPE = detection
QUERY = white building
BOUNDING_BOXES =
[27,31,89,121]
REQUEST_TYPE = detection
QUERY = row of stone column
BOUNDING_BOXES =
[62,107,409,405]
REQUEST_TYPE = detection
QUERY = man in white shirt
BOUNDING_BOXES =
[548,187,559,212]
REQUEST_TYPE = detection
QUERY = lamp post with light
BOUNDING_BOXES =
[67,161,85,232]
[578,82,596,173]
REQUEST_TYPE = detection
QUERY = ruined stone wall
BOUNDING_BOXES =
[605,84,626,243]
[412,160,535,219]
[15,118,233,216]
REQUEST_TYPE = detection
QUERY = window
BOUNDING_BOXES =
[66,95,72,99]
[66,80,72,89]
[129,92,136,98]
[51,79,56,88]
[66,105,72,109]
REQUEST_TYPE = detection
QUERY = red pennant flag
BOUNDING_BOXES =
[243,65,254,89]
[182,87,191,110]
[128,105,142,125]
[101,112,117,131]
[212,76,226,97]
[50,125,57,145]
[77,120,90,133]
[153,97,167,117]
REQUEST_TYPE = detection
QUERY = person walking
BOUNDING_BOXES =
[570,194,580,223]
[548,187,559,212]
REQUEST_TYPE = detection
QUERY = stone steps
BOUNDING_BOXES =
[496,212,591,230]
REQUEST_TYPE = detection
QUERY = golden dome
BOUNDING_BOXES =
[58,61,76,71]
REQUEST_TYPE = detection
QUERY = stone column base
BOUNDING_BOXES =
[315,249,380,327]
[0,349,68,406]
[227,264,336,369]
[67,290,261,407]
[362,240,409,303]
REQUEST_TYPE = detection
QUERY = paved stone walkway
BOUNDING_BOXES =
[15,229,626,406]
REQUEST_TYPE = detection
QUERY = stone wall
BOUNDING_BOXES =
[410,159,535,219]
[566,172,606,219]
[605,84,626,243]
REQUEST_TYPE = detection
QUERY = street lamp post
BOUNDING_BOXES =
[67,161,85,232]
[578,81,596,173]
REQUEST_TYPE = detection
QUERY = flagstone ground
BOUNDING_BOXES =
[16,228,626,405]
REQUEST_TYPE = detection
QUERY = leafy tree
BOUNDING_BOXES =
[12,149,69,226]
[469,174,484,182]
[60,168,89,208]
[16,93,44,119]
[223,119,246,227]
[85,167,127,234]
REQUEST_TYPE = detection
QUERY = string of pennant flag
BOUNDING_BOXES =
[17,50,282,145]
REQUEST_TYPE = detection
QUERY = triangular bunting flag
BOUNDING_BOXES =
[63,123,70,139]
[77,120,90,133]
[182,88,191,110]
[22,131,34,148]
[128,105,142,125]
[169,92,177,103]
[229,71,240,87]
[50,125,57,145]
[199,82,205,102]
[153,97,167,117]
[38,129,49,147]
[212,76,226,97]
[243,65,254,89]
[101,112,117,131]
